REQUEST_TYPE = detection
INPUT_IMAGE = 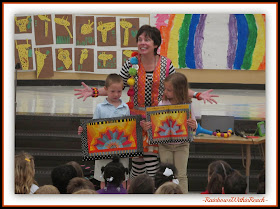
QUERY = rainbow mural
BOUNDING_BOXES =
[152,14,265,70]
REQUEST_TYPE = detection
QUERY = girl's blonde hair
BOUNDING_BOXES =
[15,152,38,194]
[163,72,191,104]
[155,182,183,194]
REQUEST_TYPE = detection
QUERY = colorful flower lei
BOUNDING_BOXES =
[126,51,139,109]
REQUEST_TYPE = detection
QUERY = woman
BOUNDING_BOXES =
[74,25,218,180]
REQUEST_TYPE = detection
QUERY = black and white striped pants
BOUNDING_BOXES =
[130,152,160,179]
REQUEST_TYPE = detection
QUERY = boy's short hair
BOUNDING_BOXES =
[155,182,183,194]
[51,164,78,194]
[67,177,95,194]
[105,73,124,88]
[128,174,155,194]
[34,185,60,194]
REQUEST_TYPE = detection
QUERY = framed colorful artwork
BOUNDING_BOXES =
[146,104,193,144]
[80,115,143,161]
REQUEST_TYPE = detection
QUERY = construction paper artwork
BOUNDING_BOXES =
[97,51,117,69]
[15,39,33,70]
[54,14,73,44]
[15,16,32,34]
[74,48,94,72]
[76,16,95,46]
[55,48,73,71]
[35,47,54,78]
[146,104,193,144]
[34,14,54,45]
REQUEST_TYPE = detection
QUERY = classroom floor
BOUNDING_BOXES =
[16,86,266,120]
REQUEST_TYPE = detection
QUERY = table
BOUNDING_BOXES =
[193,135,265,193]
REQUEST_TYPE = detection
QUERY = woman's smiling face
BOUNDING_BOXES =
[137,33,157,55]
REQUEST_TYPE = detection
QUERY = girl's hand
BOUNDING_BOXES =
[187,119,197,130]
[78,126,83,135]
[198,89,219,104]
[74,82,93,101]
[140,120,152,132]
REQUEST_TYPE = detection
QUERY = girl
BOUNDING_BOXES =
[145,72,197,194]
[15,151,39,194]
[201,160,232,194]
[97,156,128,194]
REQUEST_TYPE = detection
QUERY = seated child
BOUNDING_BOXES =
[224,169,247,194]
[201,160,232,194]
[67,177,96,194]
[154,163,179,191]
[15,151,39,194]
[34,185,60,194]
[128,174,155,194]
[97,156,128,194]
[155,182,183,194]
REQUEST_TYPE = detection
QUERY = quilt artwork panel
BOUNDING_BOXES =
[146,104,193,144]
[81,115,143,161]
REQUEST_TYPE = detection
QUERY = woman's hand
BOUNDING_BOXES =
[74,82,93,101]
[187,118,197,130]
[198,89,219,104]
[78,126,83,135]
[140,120,152,132]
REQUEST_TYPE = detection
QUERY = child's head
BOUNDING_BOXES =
[67,177,95,194]
[34,185,60,194]
[66,161,84,178]
[51,164,78,194]
[101,156,128,187]
[104,73,124,103]
[155,182,183,194]
[154,163,179,191]
[128,174,155,194]
[163,72,191,104]
[15,151,37,194]
[224,169,247,194]
[73,189,98,194]
[206,160,233,194]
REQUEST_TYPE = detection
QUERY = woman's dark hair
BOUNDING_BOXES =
[101,156,128,187]
[136,25,162,55]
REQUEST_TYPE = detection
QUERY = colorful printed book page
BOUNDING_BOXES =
[81,115,143,161]
[146,104,193,144]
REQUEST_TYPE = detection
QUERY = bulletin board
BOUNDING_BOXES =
[150,14,266,71]
[14,14,149,78]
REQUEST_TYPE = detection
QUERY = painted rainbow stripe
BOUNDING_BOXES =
[154,14,265,70]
